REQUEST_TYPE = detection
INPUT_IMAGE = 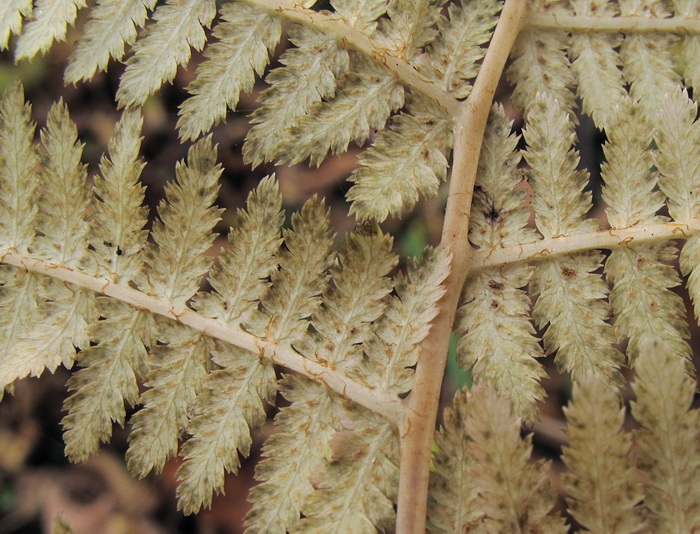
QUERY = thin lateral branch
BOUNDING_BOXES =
[238,0,460,116]
[0,249,403,423]
[529,13,700,33]
[473,219,700,270]
[395,1,528,533]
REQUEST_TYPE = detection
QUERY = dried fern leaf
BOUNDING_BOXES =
[174,178,287,513]
[569,0,626,129]
[0,0,32,50]
[653,88,700,321]
[116,0,216,107]
[602,99,690,364]
[677,0,700,90]
[243,25,349,168]
[632,341,700,532]
[382,0,445,58]
[561,374,644,533]
[297,247,449,532]
[618,0,680,117]
[524,94,620,383]
[246,228,396,532]
[177,3,282,141]
[126,138,222,477]
[428,388,486,534]
[466,384,568,533]
[14,0,86,61]
[0,100,96,388]
[416,0,500,99]
[458,105,544,421]
[273,56,405,166]
[507,29,576,116]
[62,110,152,462]
[346,94,452,222]
[64,0,157,84]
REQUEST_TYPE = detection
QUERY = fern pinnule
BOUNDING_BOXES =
[125,137,223,478]
[653,88,700,322]
[561,375,645,533]
[416,0,500,99]
[602,99,691,365]
[14,0,85,61]
[0,99,96,389]
[618,0,680,117]
[177,3,281,142]
[458,105,544,422]
[64,0,157,84]
[62,109,152,462]
[632,341,700,532]
[242,25,349,168]
[346,94,452,222]
[428,388,485,534]
[465,384,567,533]
[524,94,620,383]
[246,228,396,532]
[0,80,39,391]
[678,1,700,90]
[0,1,32,50]
[273,56,404,166]
[569,0,625,129]
[115,0,216,108]
[175,177,285,513]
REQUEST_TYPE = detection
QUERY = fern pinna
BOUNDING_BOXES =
[2,0,700,532]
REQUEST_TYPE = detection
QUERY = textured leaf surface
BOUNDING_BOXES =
[15,0,85,60]
[0,0,32,50]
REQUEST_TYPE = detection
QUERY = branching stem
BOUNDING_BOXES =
[238,0,461,115]
[395,0,528,532]
[0,249,403,423]
[529,13,700,33]
[472,219,700,270]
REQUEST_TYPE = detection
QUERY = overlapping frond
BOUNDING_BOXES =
[125,138,222,477]
[524,94,621,384]
[62,109,152,462]
[14,0,85,61]
[0,0,32,50]
[0,99,95,388]
[561,375,644,533]
[458,105,544,421]
[602,98,690,365]
[115,0,216,107]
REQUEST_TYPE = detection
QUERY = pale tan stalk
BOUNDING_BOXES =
[395,1,528,532]
[529,13,700,33]
[473,219,700,270]
[239,0,461,116]
[0,249,402,422]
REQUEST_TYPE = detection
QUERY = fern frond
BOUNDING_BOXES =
[677,1,700,90]
[242,25,349,168]
[416,0,500,99]
[466,384,567,533]
[64,0,157,84]
[602,99,690,364]
[428,388,485,534]
[569,0,626,128]
[174,178,287,513]
[507,29,576,116]
[273,56,404,166]
[524,93,620,383]
[561,374,645,533]
[61,109,151,462]
[125,138,222,477]
[619,0,680,117]
[0,0,32,50]
[458,105,544,421]
[653,88,700,321]
[115,0,216,107]
[0,99,95,388]
[14,0,85,61]
[382,0,445,58]
[177,3,281,141]
[632,340,700,532]
[346,94,452,222]
[246,228,396,532]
